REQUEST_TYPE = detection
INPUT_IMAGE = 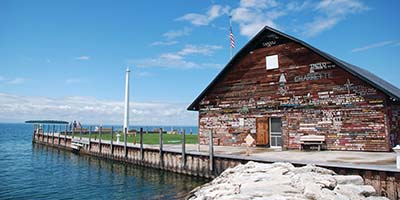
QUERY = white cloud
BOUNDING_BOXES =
[134,71,152,77]
[177,13,209,26]
[351,40,397,52]
[303,17,338,37]
[177,4,230,26]
[303,0,368,37]
[239,0,278,9]
[7,77,25,85]
[315,0,367,16]
[163,27,192,39]
[65,78,87,84]
[231,0,282,37]
[133,55,221,69]
[178,45,222,56]
[150,28,191,47]
[286,1,311,12]
[0,92,197,125]
[74,56,90,60]
[132,44,222,69]
[150,41,178,46]
[175,0,368,38]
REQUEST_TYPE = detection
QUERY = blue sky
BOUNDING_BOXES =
[0,0,399,125]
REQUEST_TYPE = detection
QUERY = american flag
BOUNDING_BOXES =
[230,26,235,49]
[230,17,235,49]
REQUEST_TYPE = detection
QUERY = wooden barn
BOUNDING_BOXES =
[188,26,400,152]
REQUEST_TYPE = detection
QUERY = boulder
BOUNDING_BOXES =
[334,175,364,185]
[188,161,389,200]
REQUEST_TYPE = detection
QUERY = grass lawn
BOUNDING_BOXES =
[77,132,198,144]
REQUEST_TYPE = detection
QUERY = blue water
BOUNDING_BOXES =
[0,123,207,199]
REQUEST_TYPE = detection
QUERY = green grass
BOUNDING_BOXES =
[76,132,198,144]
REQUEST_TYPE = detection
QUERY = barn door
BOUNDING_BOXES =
[256,117,269,146]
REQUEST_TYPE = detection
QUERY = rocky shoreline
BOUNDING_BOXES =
[187,161,389,200]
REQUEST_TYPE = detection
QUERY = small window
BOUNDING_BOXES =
[266,55,279,70]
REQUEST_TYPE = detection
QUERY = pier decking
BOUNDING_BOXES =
[32,129,400,199]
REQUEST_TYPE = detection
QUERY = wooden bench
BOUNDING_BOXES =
[299,135,326,151]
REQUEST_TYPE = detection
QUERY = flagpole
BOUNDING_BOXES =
[123,66,130,138]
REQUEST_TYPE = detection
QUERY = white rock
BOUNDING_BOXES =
[334,184,376,198]
[366,197,391,200]
[188,162,389,200]
[334,175,364,185]
[290,164,336,175]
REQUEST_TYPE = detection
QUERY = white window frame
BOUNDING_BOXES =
[266,55,279,70]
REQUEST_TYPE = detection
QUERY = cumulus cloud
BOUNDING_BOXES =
[0,92,197,125]
[351,40,397,52]
[303,0,368,37]
[132,44,222,69]
[176,0,368,38]
[176,5,230,26]
[231,0,282,37]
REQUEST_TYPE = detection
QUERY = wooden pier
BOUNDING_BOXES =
[31,126,400,200]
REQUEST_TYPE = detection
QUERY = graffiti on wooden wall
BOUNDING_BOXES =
[253,33,291,50]
[309,62,335,73]
[294,62,335,83]
[333,79,377,96]
[201,80,380,113]
[294,71,333,83]
[197,41,390,151]
[262,40,276,48]
[277,73,289,96]
[389,105,400,146]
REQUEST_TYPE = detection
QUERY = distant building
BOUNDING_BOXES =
[188,26,400,152]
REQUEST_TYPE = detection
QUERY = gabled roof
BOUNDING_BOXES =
[187,26,400,111]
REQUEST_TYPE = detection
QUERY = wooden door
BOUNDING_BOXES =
[256,117,269,145]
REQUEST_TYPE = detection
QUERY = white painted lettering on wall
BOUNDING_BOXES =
[309,62,335,73]
[262,40,276,47]
[294,72,333,82]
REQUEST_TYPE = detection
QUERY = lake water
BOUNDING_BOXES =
[0,123,207,199]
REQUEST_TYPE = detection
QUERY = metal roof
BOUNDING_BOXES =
[25,120,69,124]
[187,26,400,111]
